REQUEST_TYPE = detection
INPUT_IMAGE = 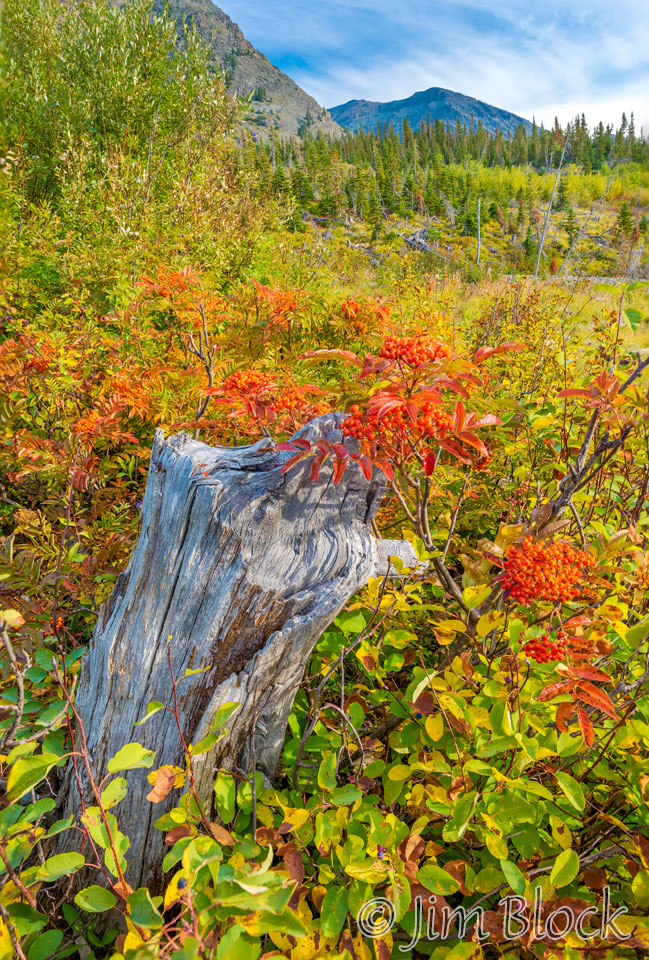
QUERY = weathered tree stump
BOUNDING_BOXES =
[57,414,412,891]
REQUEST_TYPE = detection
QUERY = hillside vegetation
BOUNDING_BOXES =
[1,3,649,960]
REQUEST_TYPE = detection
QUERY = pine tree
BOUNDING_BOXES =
[565,206,578,247]
[616,202,634,237]
[554,175,568,210]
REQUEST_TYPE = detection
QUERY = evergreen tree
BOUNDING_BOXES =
[616,202,634,237]
[565,206,578,247]
[554,175,568,210]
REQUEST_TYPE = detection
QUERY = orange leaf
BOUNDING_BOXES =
[537,680,574,702]
[208,823,235,846]
[577,704,595,746]
[146,766,178,803]
[556,700,576,732]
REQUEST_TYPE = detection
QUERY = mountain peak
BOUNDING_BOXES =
[154,0,342,139]
[330,86,531,136]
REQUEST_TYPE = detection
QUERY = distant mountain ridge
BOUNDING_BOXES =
[152,0,341,139]
[330,86,532,136]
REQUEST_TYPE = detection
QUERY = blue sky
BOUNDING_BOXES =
[219,0,649,132]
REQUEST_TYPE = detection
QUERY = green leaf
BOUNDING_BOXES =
[127,888,163,929]
[320,886,348,939]
[189,704,239,756]
[211,701,240,732]
[331,784,362,806]
[100,778,127,810]
[317,753,337,791]
[107,742,156,773]
[500,858,526,894]
[37,852,85,882]
[4,903,48,938]
[28,929,64,960]
[6,753,60,803]
[336,611,366,635]
[632,869,649,908]
[133,701,165,726]
[75,885,118,914]
[417,864,460,895]
[625,308,643,331]
[555,771,585,811]
[550,848,579,888]
[213,772,236,824]
[624,618,649,650]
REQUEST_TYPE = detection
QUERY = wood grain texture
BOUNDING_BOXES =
[56,414,412,891]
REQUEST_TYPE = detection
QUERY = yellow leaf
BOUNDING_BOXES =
[0,609,24,629]
[425,714,444,741]
[164,869,189,908]
[550,815,572,850]
[481,812,503,838]
[462,584,491,609]
[387,765,412,781]
[311,884,327,911]
[476,611,506,638]
[269,931,294,951]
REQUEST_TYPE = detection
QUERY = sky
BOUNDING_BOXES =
[219,0,649,133]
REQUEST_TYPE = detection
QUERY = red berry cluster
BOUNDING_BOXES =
[272,388,308,413]
[379,335,451,368]
[522,633,565,663]
[504,537,594,605]
[74,410,101,438]
[341,298,361,320]
[342,400,452,450]
[222,370,273,398]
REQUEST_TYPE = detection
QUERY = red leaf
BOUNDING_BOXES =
[474,342,526,364]
[557,388,593,399]
[298,348,362,367]
[453,400,466,431]
[556,700,576,732]
[310,454,325,483]
[456,432,489,457]
[358,454,373,481]
[470,414,503,428]
[575,681,618,720]
[280,454,303,475]
[374,459,395,481]
[424,452,437,475]
[569,666,611,683]
[368,395,404,419]
[332,458,347,485]
[291,439,312,451]
[537,680,574,702]
[577,705,595,747]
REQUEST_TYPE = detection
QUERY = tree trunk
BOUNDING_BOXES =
[56,414,409,892]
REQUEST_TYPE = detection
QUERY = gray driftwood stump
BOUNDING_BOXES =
[58,414,415,891]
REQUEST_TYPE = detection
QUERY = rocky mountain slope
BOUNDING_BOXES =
[154,0,341,139]
[330,86,532,136]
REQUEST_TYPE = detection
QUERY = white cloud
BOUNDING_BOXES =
[221,0,649,125]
